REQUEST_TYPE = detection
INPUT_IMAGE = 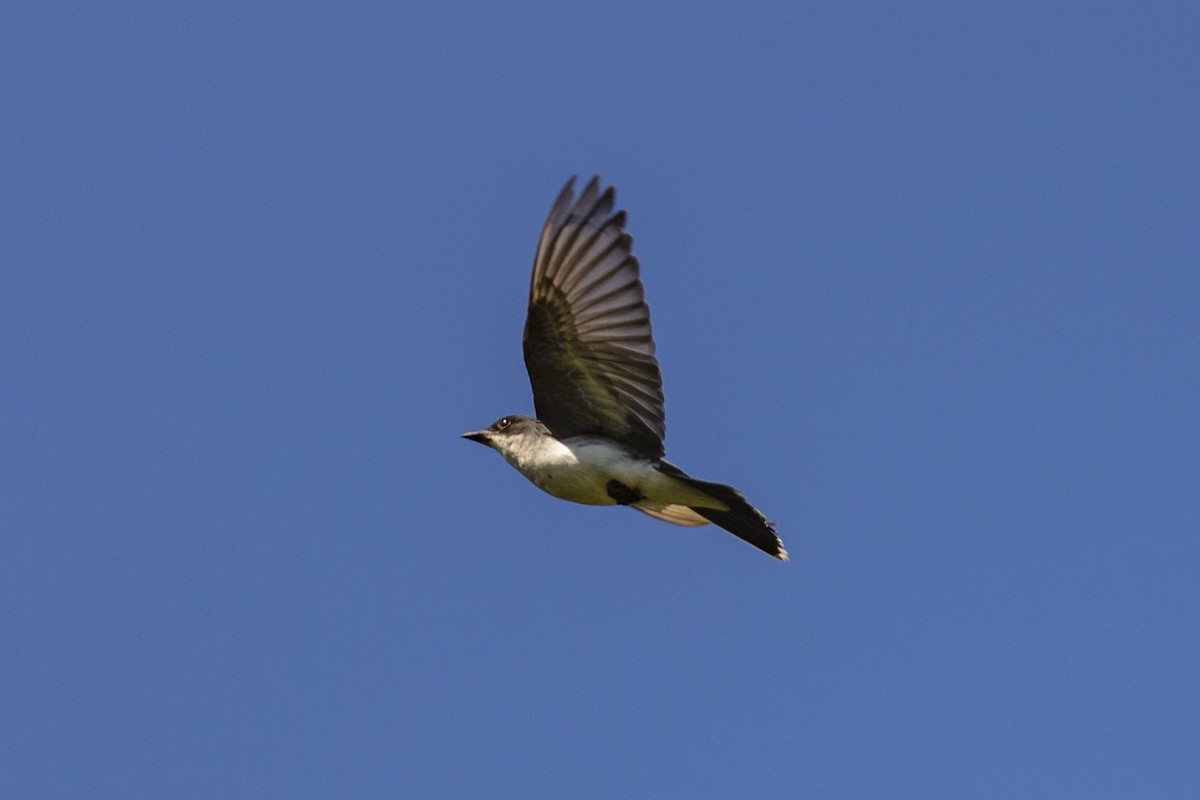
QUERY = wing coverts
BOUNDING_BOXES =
[524,177,666,457]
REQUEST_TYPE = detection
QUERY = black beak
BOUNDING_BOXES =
[461,431,489,445]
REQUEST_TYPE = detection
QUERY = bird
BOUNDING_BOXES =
[462,176,787,561]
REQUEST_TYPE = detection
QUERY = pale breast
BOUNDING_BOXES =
[530,465,616,506]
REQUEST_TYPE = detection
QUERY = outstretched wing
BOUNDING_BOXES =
[523,176,666,458]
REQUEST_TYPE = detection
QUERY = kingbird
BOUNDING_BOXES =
[463,177,787,561]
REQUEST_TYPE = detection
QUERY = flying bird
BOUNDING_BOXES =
[463,177,787,561]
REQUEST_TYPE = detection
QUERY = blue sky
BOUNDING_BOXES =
[3,2,1198,797]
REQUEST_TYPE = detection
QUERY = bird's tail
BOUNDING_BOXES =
[655,464,787,561]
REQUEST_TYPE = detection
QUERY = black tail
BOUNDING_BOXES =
[662,465,787,561]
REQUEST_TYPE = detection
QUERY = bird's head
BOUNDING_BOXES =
[461,415,550,455]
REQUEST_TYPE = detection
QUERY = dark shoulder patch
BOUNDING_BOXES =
[605,480,643,506]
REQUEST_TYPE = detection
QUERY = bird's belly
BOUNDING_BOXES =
[517,437,659,506]
[529,463,617,506]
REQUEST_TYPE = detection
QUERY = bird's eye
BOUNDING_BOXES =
[497,417,511,430]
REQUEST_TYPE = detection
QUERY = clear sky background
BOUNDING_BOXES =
[3,3,1198,797]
